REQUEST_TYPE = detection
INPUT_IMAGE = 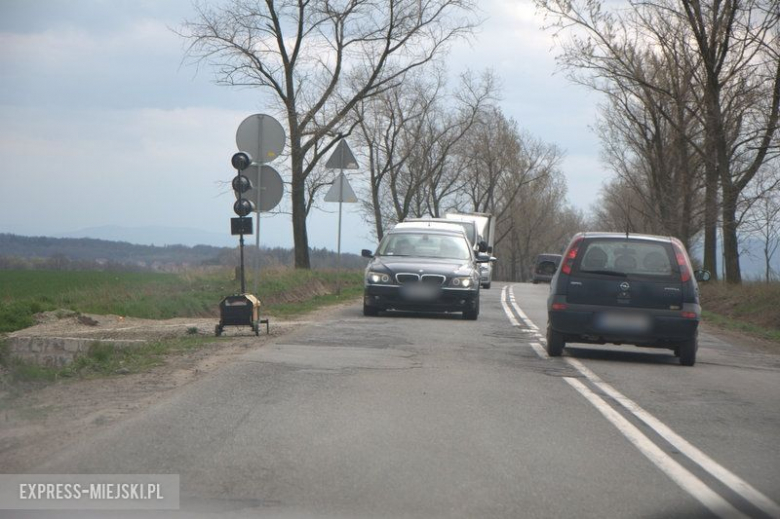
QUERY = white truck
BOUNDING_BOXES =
[446,212,496,289]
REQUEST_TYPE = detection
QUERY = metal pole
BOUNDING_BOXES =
[239,229,246,293]
[254,116,264,297]
[336,144,345,295]
[337,176,343,295]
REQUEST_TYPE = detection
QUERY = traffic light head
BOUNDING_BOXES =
[232,174,252,194]
[233,199,255,217]
[231,152,252,171]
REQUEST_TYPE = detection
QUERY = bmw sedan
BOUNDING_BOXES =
[361,226,491,320]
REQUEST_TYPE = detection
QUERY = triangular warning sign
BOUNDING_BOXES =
[324,173,358,203]
[324,140,359,169]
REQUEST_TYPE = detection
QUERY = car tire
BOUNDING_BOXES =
[363,304,379,317]
[678,335,697,366]
[482,282,491,290]
[532,280,538,285]
[463,297,480,320]
[546,321,565,357]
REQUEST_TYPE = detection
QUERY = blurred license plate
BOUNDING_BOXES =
[401,284,440,301]
[597,312,651,333]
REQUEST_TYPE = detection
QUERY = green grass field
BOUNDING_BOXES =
[0,268,363,334]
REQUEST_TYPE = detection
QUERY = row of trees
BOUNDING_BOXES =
[182,0,583,278]
[535,0,780,283]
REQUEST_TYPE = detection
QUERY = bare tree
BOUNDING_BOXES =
[181,0,478,268]
[534,0,780,282]
[741,164,780,282]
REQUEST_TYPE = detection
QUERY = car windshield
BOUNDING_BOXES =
[578,240,675,277]
[378,232,471,260]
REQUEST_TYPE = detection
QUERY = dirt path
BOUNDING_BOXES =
[0,303,355,473]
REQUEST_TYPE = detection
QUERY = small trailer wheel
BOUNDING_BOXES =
[215,324,222,337]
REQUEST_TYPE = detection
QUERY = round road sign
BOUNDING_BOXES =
[233,164,285,212]
[236,114,285,164]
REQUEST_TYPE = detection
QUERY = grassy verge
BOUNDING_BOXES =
[0,336,212,396]
[0,267,364,388]
[267,285,364,318]
[700,281,780,345]
[0,268,363,334]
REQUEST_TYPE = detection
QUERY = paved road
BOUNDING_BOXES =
[15,283,780,518]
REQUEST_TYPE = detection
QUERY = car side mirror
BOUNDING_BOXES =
[694,269,711,282]
[361,249,374,258]
[490,256,497,263]
[476,253,490,263]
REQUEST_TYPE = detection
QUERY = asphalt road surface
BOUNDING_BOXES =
[11,283,780,518]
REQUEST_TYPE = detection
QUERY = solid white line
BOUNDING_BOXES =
[528,342,548,359]
[500,285,521,327]
[507,286,539,330]
[564,377,748,519]
[503,285,780,518]
[566,358,780,518]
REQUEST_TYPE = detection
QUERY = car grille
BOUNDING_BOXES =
[396,273,420,284]
[394,273,446,285]
[421,274,446,285]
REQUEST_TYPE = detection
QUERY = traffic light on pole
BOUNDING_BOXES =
[231,152,254,235]
[232,174,255,216]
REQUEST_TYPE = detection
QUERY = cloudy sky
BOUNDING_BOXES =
[0,0,603,253]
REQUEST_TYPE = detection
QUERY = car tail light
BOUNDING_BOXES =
[672,240,692,283]
[551,303,567,311]
[681,311,697,319]
[561,236,583,275]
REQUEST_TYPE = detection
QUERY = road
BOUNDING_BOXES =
[13,283,780,518]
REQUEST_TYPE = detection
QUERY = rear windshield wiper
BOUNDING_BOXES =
[582,269,627,277]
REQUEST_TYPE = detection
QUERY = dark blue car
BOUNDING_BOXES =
[546,232,710,366]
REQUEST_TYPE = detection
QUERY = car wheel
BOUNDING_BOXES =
[463,297,480,320]
[678,335,697,366]
[482,282,491,290]
[546,321,565,357]
[363,303,379,317]
[532,280,538,285]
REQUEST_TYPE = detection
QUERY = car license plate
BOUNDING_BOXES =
[401,284,440,301]
[596,312,651,333]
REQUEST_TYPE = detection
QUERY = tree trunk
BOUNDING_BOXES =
[721,185,742,283]
[289,127,311,269]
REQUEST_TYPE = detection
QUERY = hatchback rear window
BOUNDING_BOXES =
[576,239,675,278]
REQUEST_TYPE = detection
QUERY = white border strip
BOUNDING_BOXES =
[567,358,780,519]
[501,284,780,518]
[564,377,747,519]
[507,286,539,330]
[500,286,521,327]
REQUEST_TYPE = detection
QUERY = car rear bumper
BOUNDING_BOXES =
[548,299,700,346]
[364,284,478,312]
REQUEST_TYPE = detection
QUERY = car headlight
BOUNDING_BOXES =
[367,271,391,284]
[452,277,472,287]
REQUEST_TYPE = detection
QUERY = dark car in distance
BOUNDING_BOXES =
[546,232,710,366]
[532,253,562,284]
[362,226,491,320]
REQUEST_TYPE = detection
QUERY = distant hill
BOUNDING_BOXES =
[0,234,367,271]
[54,225,236,248]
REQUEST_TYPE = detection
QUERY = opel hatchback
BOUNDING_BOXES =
[546,232,709,366]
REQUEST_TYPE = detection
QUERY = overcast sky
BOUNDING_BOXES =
[0,0,604,253]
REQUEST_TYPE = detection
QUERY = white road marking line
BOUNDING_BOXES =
[564,377,748,519]
[500,285,521,327]
[507,286,539,330]
[566,358,780,519]
[528,342,548,359]
[504,284,780,518]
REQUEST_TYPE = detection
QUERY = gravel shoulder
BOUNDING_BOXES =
[0,302,357,473]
